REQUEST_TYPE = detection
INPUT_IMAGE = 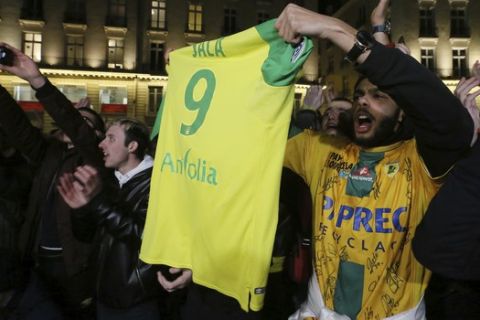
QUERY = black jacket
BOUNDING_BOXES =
[0,150,33,290]
[0,82,105,277]
[413,140,480,280]
[72,166,163,308]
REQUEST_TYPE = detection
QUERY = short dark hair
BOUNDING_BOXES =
[353,75,368,93]
[110,118,151,160]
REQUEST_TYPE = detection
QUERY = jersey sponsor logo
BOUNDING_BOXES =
[350,166,374,183]
[291,40,306,63]
[323,195,407,233]
[192,38,226,58]
[160,148,218,186]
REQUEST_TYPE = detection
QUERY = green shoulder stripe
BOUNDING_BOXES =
[256,19,313,87]
[150,94,166,140]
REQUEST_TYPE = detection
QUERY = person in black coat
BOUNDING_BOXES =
[412,62,480,320]
[58,119,165,320]
[0,129,33,317]
[0,43,106,319]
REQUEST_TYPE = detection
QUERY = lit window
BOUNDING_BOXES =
[188,3,203,32]
[23,32,42,62]
[420,48,435,72]
[151,0,167,29]
[66,35,84,66]
[99,86,128,121]
[58,85,87,103]
[148,86,163,115]
[452,48,467,78]
[107,38,124,69]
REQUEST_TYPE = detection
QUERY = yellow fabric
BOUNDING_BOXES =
[284,131,440,319]
[141,21,310,311]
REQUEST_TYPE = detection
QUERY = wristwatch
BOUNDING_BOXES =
[344,30,375,63]
[372,20,391,35]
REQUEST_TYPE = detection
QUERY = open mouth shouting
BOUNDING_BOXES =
[326,120,338,130]
[354,110,374,134]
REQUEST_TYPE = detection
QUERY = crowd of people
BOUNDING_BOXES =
[0,0,479,319]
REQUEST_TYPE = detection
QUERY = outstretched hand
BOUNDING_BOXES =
[302,84,336,110]
[57,165,103,209]
[0,42,45,88]
[302,85,324,111]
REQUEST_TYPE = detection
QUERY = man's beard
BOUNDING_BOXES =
[354,110,401,148]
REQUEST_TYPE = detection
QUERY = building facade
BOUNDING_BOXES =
[320,0,480,96]
[0,0,319,132]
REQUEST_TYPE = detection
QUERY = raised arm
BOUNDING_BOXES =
[0,85,47,165]
[276,4,473,176]
[276,4,363,62]
[370,0,391,46]
[0,43,104,168]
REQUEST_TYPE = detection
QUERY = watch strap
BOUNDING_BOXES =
[372,21,391,34]
[344,30,374,63]
[345,42,365,63]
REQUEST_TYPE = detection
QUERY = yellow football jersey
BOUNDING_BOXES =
[141,19,313,311]
[284,131,440,319]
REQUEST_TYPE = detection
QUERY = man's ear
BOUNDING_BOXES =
[393,110,406,133]
[128,141,139,153]
[397,110,406,123]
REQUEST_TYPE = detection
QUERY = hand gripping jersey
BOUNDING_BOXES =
[284,131,440,319]
[141,20,313,311]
